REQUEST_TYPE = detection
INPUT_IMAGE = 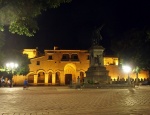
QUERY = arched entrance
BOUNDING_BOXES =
[27,73,34,83]
[37,72,45,83]
[65,74,72,85]
[56,72,60,85]
[48,72,52,84]
[64,63,76,85]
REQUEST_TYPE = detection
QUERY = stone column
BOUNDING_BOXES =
[34,74,38,85]
[52,73,56,85]
[45,73,49,85]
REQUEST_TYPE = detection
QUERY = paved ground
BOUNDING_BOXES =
[0,86,150,115]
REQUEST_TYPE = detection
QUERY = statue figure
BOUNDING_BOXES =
[97,55,100,65]
[92,25,104,46]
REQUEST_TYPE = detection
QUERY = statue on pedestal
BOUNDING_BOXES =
[92,25,104,46]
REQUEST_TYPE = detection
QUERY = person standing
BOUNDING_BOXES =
[7,79,11,87]
[23,79,28,90]
[1,76,5,87]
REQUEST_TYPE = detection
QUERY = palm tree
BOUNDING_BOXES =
[132,66,140,85]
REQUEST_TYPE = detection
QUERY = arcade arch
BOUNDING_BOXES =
[64,63,76,85]
[56,71,60,85]
[48,72,52,84]
[27,72,34,83]
[37,70,46,83]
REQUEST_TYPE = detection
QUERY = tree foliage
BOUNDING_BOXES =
[2,49,30,75]
[111,28,150,70]
[0,0,71,36]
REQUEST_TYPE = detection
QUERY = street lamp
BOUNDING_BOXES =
[122,65,131,85]
[5,62,18,87]
[6,62,18,72]
[6,62,18,79]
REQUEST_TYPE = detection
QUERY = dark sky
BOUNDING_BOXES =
[4,0,150,53]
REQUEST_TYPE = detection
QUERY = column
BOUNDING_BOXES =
[34,74,38,85]
[45,73,49,85]
[52,73,56,85]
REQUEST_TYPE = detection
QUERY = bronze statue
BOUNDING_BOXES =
[92,25,104,45]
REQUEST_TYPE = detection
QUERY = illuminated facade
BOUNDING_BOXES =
[13,48,149,85]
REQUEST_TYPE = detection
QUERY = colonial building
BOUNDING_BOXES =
[12,48,149,85]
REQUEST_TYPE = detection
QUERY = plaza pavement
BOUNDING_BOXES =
[0,86,150,115]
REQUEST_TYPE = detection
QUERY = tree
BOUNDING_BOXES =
[111,28,145,63]
[0,49,30,80]
[0,0,71,37]
[140,40,150,81]
[111,28,150,84]
[3,49,30,75]
[0,31,5,66]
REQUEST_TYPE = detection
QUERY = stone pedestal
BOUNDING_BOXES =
[85,66,110,83]
[85,45,110,84]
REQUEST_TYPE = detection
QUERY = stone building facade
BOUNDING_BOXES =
[12,48,149,85]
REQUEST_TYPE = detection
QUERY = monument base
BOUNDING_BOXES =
[85,66,110,84]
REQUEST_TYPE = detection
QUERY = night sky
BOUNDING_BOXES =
[4,0,150,53]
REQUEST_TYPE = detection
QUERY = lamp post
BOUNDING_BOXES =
[122,65,131,85]
[6,62,18,87]
[6,62,18,73]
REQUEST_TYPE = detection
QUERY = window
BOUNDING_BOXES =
[61,54,69,61]
[48,55,53,60]
[71,54,79,61]
[37,61,40,65]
